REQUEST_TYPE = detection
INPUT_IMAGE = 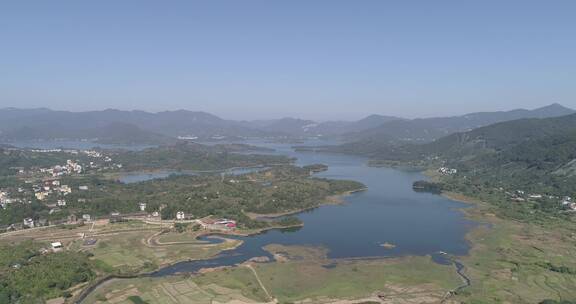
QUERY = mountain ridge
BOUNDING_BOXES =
[1,104,573,144]
[342,103,575,143]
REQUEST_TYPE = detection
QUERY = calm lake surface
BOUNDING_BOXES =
[154,139,476,275]
[7,139,476,275]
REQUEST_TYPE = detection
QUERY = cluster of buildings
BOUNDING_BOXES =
[20,149,120,177]
[170,212,239,230]
[8,203,242,236]
[0,190,25,209]
[20,215,67,229]
[30,148,77,154]
[84,151,118,169]
[10,200,152,232]
[66,214,93,224]
[199,218,237,230]
[18,180,90,223]
[0,149,125,231]
[508,190,551,202]
[507,190,529,202]
[39,159,83,177]
[33,180,75,202]
[82,150,106,162]
[19,217,53,229]
[438,167,458,175]
[31,148,108,160]
[506,189,576,211]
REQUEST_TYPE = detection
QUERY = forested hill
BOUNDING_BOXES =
[361,113,576,197]
[326,111,576,161]
[344,103,575,143]
[416,114,576,165]
[2,104,572,144]
[0,122,177,145]
[342,114,576,165]
[0,108,270,142]
[114,141,291,171]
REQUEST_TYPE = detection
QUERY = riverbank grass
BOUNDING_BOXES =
[83,229,242,274]
[0,220,242,275]
[453,196,576,303]
[253,255,461,302]
[85,247,463,304]
[82,267,269,304]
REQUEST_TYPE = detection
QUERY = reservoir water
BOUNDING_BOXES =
[153,139,476,275]
[6,139,476,276]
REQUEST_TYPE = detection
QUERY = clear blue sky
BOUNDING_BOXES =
[1,1,575,120]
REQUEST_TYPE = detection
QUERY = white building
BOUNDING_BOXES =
[51,242,63,252]
[562,200,576,211]
[176,211,185,220]
[34,192,46,201]
[23,218,34,228]
[59,185,72,194]
[138,202,147,211]
[438,167,458,175]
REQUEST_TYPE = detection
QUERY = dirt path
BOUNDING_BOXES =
[245,264,275,302]
[144,230,164,247]
[144,231,218,247]
[158,283,180,303]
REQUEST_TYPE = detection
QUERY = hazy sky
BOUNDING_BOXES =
[1,1,575,120]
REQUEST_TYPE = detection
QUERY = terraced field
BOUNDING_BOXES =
[82,268,269,304]
[0,220,242,274]
[84,244,463,304]
[451,193,576,303]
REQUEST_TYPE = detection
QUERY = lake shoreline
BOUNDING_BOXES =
[420,169,494,257]
[246,187,368,220]
[74,219,308,303]
[105,164,279,181]
[75,180,469,303]
[23,139,477,303]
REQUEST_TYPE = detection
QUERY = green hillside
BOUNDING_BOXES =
[344,113,576,221]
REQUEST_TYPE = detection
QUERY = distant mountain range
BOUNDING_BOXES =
[0,103,572,145]
[239,114,404,137]
[339,109,576,177]
[390,112,576,163]
[0,108,404,143]
[343,103,575,143]
[412,113,576,195]
[0,108,266,144]
[312,110,576,199]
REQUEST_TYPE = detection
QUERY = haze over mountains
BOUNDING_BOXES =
[345,103,575,143]
[393,111,576,196]
[0,104,573,145]
[349,110,576,161]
